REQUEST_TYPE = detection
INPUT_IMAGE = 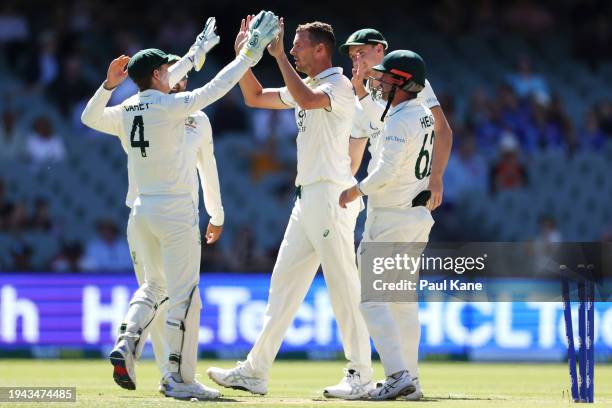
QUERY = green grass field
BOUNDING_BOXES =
[1,359,610,407]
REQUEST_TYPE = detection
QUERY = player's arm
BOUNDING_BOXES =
[358,93,386,127]
[196,117,224,227]
[239,69,292,109]
[340,119,408,207]
[427,105,453,210]
[168,17,221,87]
[232,16,292,110]
[349,137,368,176]
[196,117,224,244]
[81,55,128,136]
[268,18,330,110]
[167,12,280,118]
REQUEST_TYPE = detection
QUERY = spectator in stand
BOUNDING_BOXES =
[47,54,91,118]
[580,108,607,150]
[19,30,59,90]
[533,215,563,273]
[5,201,29,233]
[51,241,84,273]
[523,94,573,152]
[210,91,248,135]
[490,132,528,193]
[25,116,66,164]
[251,108,297,143]
[10,242,33,271]
[497,83,530,132]
[224,225,269,272]
[0,179,15,230]
[503,1,555,35]
[28,197,54,232]
[595,100,612,136]
[250,137,285,182]
[506,55,550,101]
[0,107,25,160]
[444,135,488,204]
[81,219,131,272]
[0,2,30,68]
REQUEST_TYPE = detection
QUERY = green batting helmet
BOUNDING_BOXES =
[372,49,426,93]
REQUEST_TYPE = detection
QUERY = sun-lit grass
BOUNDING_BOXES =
[1,359,610,407]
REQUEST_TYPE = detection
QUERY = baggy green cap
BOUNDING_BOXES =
[167,54,181,63]
[127,48,170,80]
[339,28,388,55]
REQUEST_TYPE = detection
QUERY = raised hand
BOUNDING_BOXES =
[351,56,369,98]
[104,55,130,90]
[234,15,253,56]
[266,17,285,58]
[189,17,221,71]
[240,10,281,65]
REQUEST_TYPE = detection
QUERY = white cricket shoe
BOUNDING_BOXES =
[401,377,423,401]
[109,339,136,390]
[376,375,423,400]
[369,370,415,400]
[323,369,373,400]
[162,373,221,400]
[207,361,268,395]
[158,378,166,394]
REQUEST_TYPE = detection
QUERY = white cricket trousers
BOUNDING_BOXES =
[358,206,434,377]
[129,194,201,378]
[127,213,167,375]
[246,181,372,379]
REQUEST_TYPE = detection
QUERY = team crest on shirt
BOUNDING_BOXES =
[297,109,306,132]
[369,122,381,140]
[185,116,197,129]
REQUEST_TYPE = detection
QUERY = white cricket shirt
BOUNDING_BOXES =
[352,79,440,175]
[359,98,435,209]
[123,110,224,226]
[81,53,251,197]
[278,67,355,187]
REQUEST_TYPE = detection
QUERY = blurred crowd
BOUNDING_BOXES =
[1,0,611,272]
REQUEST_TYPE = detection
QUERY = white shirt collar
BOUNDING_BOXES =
[388,98,420,116]
[306,67,342,84]
[139,88,164,96]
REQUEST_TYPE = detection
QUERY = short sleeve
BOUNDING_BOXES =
[416,79,440,109]
[316,79,353,113]
[351,103,370,139]
[278,86,297,108]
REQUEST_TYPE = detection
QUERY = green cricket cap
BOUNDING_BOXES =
[167,54,181,64]
[339,28,388,55]
[127,48,170,80]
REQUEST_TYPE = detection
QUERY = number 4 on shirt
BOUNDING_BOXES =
[130,115,149,157]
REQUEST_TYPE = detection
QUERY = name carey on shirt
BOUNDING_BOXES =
[124,103,151,112]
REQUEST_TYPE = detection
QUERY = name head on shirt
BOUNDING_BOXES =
[420,114,434,129]
[124,103,151,112]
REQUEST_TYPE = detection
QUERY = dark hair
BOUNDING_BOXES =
[133,75,152,91]
[132,64,164,91]
[296,21,335,56]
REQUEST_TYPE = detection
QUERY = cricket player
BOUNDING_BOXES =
[339,28,453,401]
[339,50,435,400]
[122,53,225,393]
[207,16,373,399]
[340,29,452,209]
[81,11,280,399]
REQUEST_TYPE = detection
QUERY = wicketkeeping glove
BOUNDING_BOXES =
[240,10,280,66]
[188,17,221,72]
